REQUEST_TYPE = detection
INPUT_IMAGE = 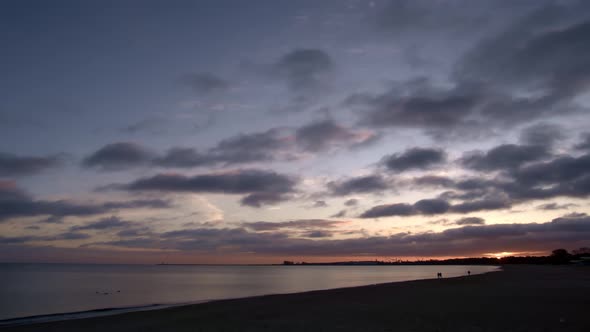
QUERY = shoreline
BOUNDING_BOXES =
[4,265,589,331]
[0,266,501,327]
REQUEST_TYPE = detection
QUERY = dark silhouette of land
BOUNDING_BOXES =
[282,247,590,266]
[5,265,589,332]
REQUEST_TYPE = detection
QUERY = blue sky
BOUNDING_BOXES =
[1,0,590,263]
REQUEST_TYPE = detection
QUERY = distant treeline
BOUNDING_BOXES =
[282,248,590,266]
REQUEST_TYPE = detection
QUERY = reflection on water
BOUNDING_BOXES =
[0,264,498,320]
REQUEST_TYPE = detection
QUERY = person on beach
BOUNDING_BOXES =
[468,270,471,276]
[437,272,442,278]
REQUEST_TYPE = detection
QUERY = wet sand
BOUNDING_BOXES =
[4,265,589,332]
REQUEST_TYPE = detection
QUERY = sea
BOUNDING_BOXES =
[0,263,499,323]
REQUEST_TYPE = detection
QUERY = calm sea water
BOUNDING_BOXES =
[0,264,499,321]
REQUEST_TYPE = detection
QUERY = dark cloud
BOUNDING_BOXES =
[454,217,485,226]
[351,3,590,137]
[451,198,511,214]
[374,0,504,37]
[460,144,550,171]
[52,232,91,241]
[295,119,375,152]
[211,129,289,163]
[451,4,590,128]
[0,152,62,177]
[409,150,590,210]
[244,219,345,232]
[412,175,455,188]
[512,153,590,188]
[575,133,590,151]
[330,209,347,218]
[121,117,169,135]
[71,216,130,231]
[153,130,287,168]
[360,197,509,218]
[0,182,172,222]
[86,121,376,172]
[359,203,415,218]
[414,199,451,215]
[344,198,358,206]
[312,200,328,208]
[382,147,446,172]
[85,214,590,258]
[456,6,590,99]
[91,129,290,171]
[328,175,389,196]
[348,79,480,132]
[519,123,564,147]
[82,142,154,171]
[537,203,577,211]
[153,148,210,168]
[0,231,90,244]
[101,199,171,210]
[181,72,230,95]
[117,227,151,238]
[240,192,291,208]
[274,49,333,91]
[115,169,297,208]
[303,230,332,238]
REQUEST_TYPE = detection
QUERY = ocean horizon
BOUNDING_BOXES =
[0,263,499,322]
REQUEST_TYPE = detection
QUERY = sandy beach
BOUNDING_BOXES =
[4,265,589,332]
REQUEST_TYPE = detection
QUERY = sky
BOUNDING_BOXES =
[1,0,590,264]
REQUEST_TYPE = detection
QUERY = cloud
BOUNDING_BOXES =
[382,147,446,172]
[180,72,230,95]
[537,203,577,211]
[412,175,455,188]
[330,209,347,218]
[454,217,485,225]
[456,6,590,100]
[344,198,359,206]
[373,0,501,37]
[460,144,550,172]
[312,200,328,208]
[211,128,290,163]
[82,142,154,171]
[113,169,297,207]
[0,231,91,244]
[240,192,291,208]
[303,230,332,238]
[511,153,590,189]
[575,133,590,151]
[350,3,590,137]
[295,119,376,152]
[71,216,130,231]
[328,175,389,196]
[359,203,415,218]
[83,214,590,258]
[360,197,510,218]
[120,117,170,135]
[451,198,511,214]
[274,49,333,91]
[519,123,564,147]
[153,148,210,168]
[407,151,590,211]
[348,79,479,132]
[85,121,378,172]
[414,199,451,214]
[0,152,62,177]
[243,219,346,232]
[0,181,172,222]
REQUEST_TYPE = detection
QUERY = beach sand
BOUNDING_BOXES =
[4,265,589,332]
